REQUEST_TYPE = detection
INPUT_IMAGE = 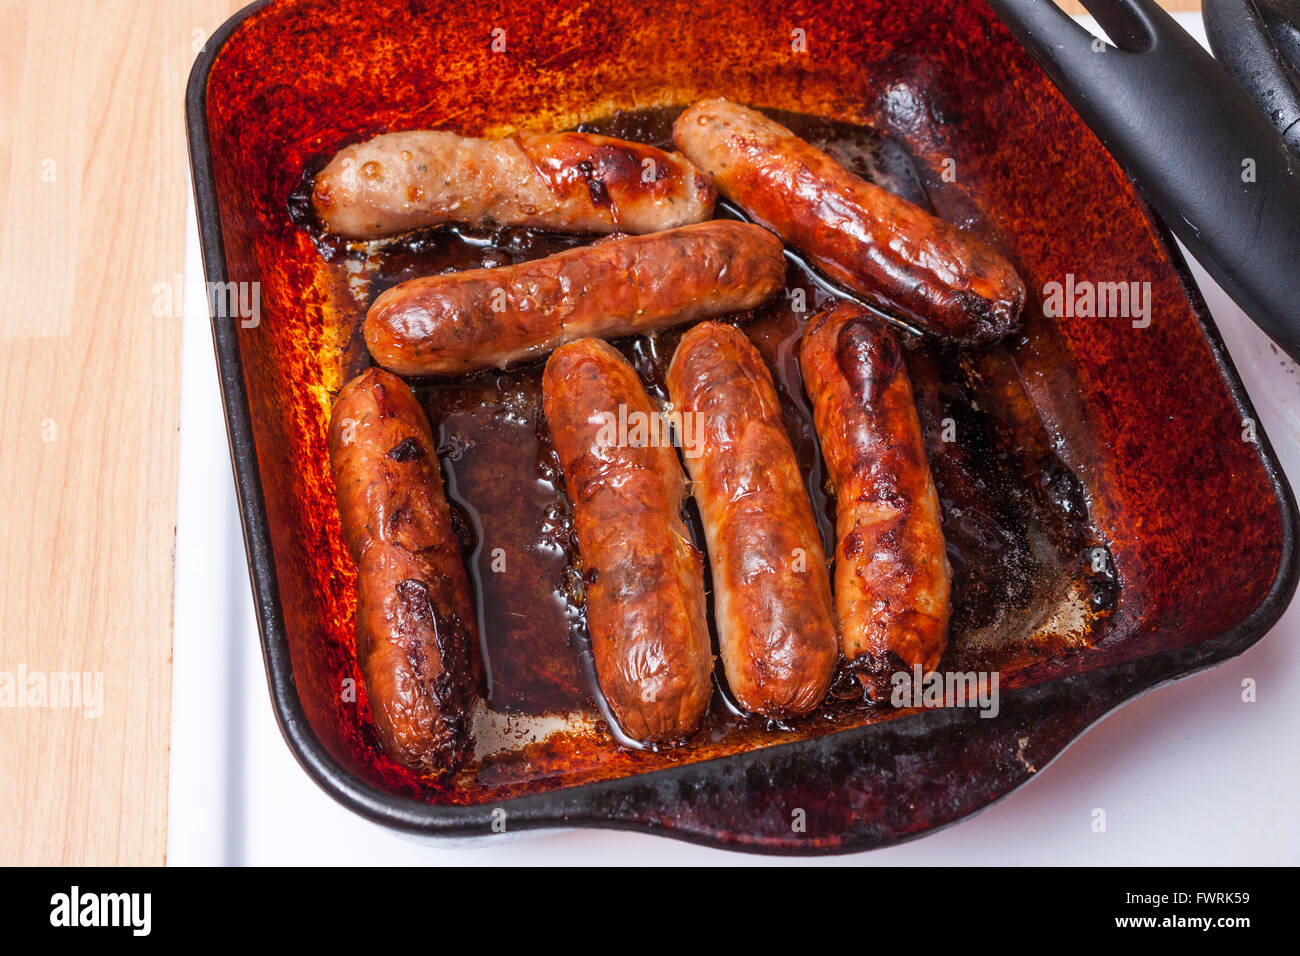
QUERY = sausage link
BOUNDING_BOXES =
[313,129,716,239]
[328,368,479,773]
[674,99,1025,344]
[365,220,786,377]
[799,303,952,698]
[666,322,838,717]
[542,338,713,743]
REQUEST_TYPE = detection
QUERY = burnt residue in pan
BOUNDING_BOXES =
[291,106,1117,799]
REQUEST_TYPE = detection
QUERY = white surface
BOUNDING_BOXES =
[167,14,1300,865]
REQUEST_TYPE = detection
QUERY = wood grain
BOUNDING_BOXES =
[0,0,245,867]
[0,0,1204,866]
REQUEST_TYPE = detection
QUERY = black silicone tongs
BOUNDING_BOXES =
[987,0,1300,363]
[1206,0,1300,150]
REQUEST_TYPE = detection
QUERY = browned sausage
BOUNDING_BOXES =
[542,338,713,743]
[328,368,479,773]
[799,303,952,699]
[313,129,716,239]
[665,322,838,717]
[365,220,786,377]
[674,99,1025,344]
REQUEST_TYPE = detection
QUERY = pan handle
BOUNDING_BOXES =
[987,0,1300,363]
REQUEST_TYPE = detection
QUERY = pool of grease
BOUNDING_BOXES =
[293,106,1117,798]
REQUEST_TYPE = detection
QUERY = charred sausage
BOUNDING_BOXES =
[365,220,786,377]
[666,322,838,717]
[543,338,713,743]
[799,302,952,698]
[313,129,716,239]
[328,368,479,773]
[674,99,1025,344]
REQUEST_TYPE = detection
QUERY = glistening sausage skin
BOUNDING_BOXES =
[328,368,479,773]
[543,338,713,744]
[365,220,786,377]
[313,129,716,239]
[666,322,838,717]
[799,303,952,699]
[674,99,1025,344]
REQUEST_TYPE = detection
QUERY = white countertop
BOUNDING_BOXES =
[167,14,1300,865]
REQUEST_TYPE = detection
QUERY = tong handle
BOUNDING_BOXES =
[1205,0,1300,150]
[988,0,1300,363]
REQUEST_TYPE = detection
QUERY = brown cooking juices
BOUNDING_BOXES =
[292,106,1117,801]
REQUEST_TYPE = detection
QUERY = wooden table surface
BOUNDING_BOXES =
[0,0,1203,865]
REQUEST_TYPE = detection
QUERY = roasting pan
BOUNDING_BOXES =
[185,0,1300,854]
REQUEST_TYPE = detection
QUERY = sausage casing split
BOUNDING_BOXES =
[365,219,786,377]
[543,338,713,743]
[666,322,838,717]
[313,129,716,239]
[328,368,479,773]
[674,99,1025,344]
[799,303,952,698]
